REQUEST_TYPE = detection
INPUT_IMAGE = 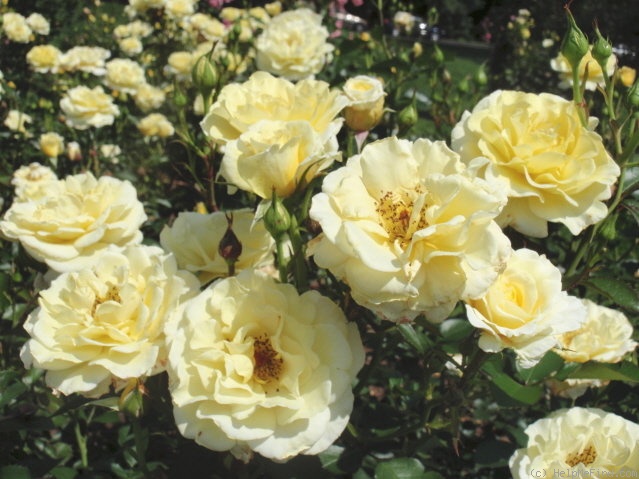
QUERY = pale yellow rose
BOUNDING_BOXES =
[220,119,340,198]
[66,141,82,161]
[201,71,348,145]
[11,162,58,202]
[113,20,153,39]
[0,172,147,272]
[165,51,193,80]
[99,144,122,163]
[118,36,143,56]
[618,65,637,87]
[39,132,65,158]
[165,269,365,461]
[186,13,226,41]
[556,298,637,363]
[60,46,111,75]
[255,8,333,80]
[342,75,386,132]
[137,112,174,138]
[2,12,32,43]
[465,248,586,367]
[309,137,512,323]
[20,244,199,398]
[452,90,620,237]
[25,13,50,35]
[264,1,282,16]
[165,0,196,19]
[4,109,32,135]
[133,83,166,112]
[103,58,146,94]
[60,85,120,130]
[160,209,275,285]
[509,408,639,477]
[26,44,62,73]
[393,11,415,34]
[551,47,616,91]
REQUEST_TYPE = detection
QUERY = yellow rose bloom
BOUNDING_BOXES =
[342,75,386,132]
[618,65,637,87]
[2,12,32,43]
[0,172,147,272]
[137,112,174,138]
[20,244,199,397]
[59,46,111,75]
[39,131,65,158]
[465,248,586,367]
[165,269,365,461]
[133,82,166,112]
[309,137,511,323]
[25,13,50,35]
[160,209,275,285]
[11,162,58,202]
[60,85,120,130]
[104,58,146,94]
[26,44,62,73]
[452,90,620,237]
[556,298,637,363]
[510,408,639,477]
[255,8,333,80]
[551,47,616,91]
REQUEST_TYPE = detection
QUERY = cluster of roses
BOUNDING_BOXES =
[2,0,638,474]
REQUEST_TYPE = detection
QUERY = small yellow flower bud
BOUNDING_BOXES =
[618,66,637,88]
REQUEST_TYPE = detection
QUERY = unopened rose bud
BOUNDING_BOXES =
[474,64,488,86]
[118,379,145,418]
[192,53,218,96]
[172,83,188,108]
[263,191,291,240]
[343,75,386,132]
[397,101,418,132]
[218,213,243,269]
[560,8,588,70]
[431,44,445,64]
[39,132,64,158]
[592,25,613,71]
[66,141,82,162]
[627,80,639,107]
[618,66,637,88]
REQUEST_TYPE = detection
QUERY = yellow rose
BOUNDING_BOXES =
[0,172,147,272]
[20,244,199,397]
[118,36,143,56]
[342,75,386,132]
[509,408,639,477]
[165,269,365,461]
[556,298,637,363]
[264,1,282,16]
[60,85,120,130]
[165,0,196,19]
[2,12,32,43]
[201,71,348,145]
[165,50,193,80]
[60,46,111,75]
[26,44,62,73]
[308,137,511,322]
[3,109,32,135]
[187,13,226,41]
[618,65,637,87]
[25,13,50,35]
[550,47,616,91]
[133,82,166,112]
[104,58,146,94]
[113,20,153,39]
[39,131,65,158]
[393,11,414,34]
[255,8,333,80]
[137,113,174,137]
[465,248,586,367]
[220,119,339,198]
[11,162,58,202]
[452,90,620,237]
[160,209,275,284]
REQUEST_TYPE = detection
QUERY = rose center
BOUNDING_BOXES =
[91,284,122,316]
[565,444,597,467]
[375,189,428,247]
[252,335,283,383]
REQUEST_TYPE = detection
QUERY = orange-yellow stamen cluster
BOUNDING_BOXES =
[375,189,428,247]
[253,335,283,383]
[566,444,597,467]
[91,284,122,316]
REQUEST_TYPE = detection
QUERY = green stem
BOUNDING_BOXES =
[132,417,149,474]
[275,235,289,284]
[571,67,587,127]
[288,215,308,291]
[74,418,89,469]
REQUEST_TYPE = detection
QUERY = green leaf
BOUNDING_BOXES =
[439,318,474,342]
[482,359,543,405]
[567,361,639,382]
[516,351,565,383]
[49,467,77,479]
[0,379,27,409]
[0,465,32,479]
[318,445,364,474]
[473,439,516,467]
[624,198,639,225]
[375,458,428,479]
[584,276,639,312]
[396,324,431,354]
